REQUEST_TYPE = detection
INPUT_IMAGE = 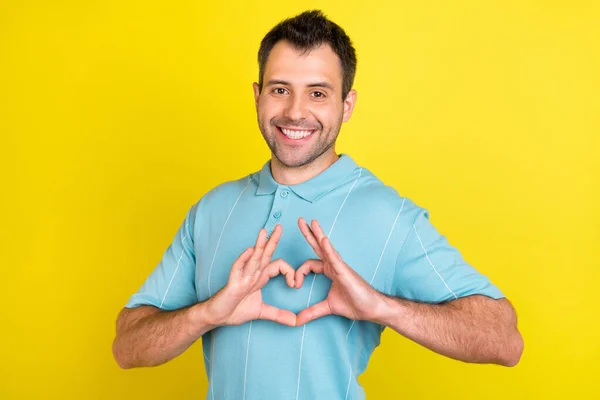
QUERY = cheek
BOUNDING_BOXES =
[258,97,280,120]
[312,103,342,127]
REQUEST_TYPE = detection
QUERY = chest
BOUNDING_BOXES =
[192,193,399,313]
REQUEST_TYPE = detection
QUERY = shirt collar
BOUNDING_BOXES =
[256,154,359,203]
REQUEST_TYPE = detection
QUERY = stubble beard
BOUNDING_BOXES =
[257,115,343,169]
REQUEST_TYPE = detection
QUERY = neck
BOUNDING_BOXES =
[271,150,339,185]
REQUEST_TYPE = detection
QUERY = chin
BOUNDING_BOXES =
[274,153,313,169]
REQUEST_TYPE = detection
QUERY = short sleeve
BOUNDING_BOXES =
[124,202,199,310]
[392,208,504,303]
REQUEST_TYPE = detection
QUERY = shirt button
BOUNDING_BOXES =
[281,191,289,198]
[273,211,282,219]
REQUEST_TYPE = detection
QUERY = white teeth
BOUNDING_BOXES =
[280,127,313,140]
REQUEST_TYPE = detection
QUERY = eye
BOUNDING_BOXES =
[311,91,325,98]
[272,87,288,95]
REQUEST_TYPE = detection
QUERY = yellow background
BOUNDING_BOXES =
[1,0,598,398]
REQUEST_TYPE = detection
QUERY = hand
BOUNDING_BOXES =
[205,224,297,327]
[294,218,386,326]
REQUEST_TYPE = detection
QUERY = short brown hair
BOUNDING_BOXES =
[257,10,357,100]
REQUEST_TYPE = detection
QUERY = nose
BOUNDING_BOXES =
[282,93,308,121]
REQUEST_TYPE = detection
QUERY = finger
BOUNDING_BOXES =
[319,236,348,275]
[263,258,296,288]
[259,303,297,327]
[231,247,254,276]
[243,228,268,275]
[320,236,343,263]
[310,219,327,246]
[260,224,282,267]
[309,219,335,263]
[298,217,324,259]
[294,259,324,289]
[296,300,331,326]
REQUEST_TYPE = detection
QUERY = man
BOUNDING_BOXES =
[112,9,523,400]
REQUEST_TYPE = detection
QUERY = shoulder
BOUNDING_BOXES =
[190,171,259,218]
[204,172,257,201]
[350,166,426,224]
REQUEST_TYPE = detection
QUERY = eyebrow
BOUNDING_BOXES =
[266,79,334,91]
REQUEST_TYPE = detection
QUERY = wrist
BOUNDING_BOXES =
[187,301,218,336]
[371,293,408,327]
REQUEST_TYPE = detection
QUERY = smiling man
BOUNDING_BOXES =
[112,10,524,400]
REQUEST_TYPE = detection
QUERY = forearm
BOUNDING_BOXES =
[112,302,215,369]
[376,294,523,366]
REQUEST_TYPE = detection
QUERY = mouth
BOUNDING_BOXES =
[276,125,316,141]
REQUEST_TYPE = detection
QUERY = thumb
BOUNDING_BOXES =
[296,300,331,326]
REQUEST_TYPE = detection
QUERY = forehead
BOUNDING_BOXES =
[263,40,342,87]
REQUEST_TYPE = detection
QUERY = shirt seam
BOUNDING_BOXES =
[391,208,421,295]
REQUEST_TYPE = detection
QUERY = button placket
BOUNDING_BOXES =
[265,186,290,237]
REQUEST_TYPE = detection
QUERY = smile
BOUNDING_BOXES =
[277,126,315,140]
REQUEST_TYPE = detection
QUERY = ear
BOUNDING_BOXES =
[342,89,357,122]
[253,82,260,109]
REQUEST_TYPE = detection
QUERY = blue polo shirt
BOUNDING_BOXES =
[124,154,504,400]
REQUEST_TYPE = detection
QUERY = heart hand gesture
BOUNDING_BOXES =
[294,218,386,326]
[206,224,297,327]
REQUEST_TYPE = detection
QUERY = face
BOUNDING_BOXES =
[253,40,356,169]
